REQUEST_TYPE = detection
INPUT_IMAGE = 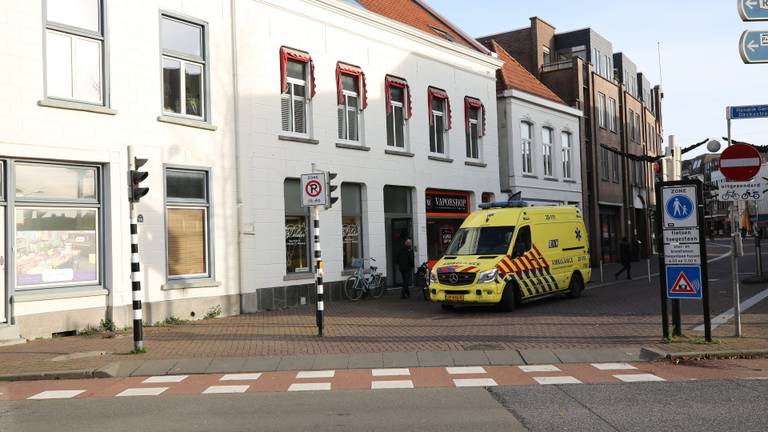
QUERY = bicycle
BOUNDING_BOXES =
[344,258,385,301]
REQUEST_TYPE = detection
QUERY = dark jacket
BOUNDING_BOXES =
[618,240,632,265]
[397,247,414,271]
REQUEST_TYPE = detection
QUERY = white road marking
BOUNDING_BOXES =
[220,373,262,381]
[142,375,188,384]
[28,390,85,400]
[693,287,768,332]
[614,374,665,382]
[453,378,497,387]
[288,382,331,392]
[371,368,410,377]
[446,366,486,375]
[116,387,169,397]
[519,365,561,373]
[371,380,414,389]
[533,376,582,385]
[591,363,637,371]
[296,370,335,379]
[203,385,250,394]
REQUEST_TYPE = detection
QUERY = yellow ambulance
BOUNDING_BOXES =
[429,201,591,311]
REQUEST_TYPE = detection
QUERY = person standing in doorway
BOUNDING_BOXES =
[615,237,632,280]
[398,239,415,299]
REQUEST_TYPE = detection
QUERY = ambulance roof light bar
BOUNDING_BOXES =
[479,200,529,209]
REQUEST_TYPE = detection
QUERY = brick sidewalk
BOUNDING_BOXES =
[0,279,765,377]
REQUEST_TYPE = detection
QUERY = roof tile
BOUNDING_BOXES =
[484,39,564,104]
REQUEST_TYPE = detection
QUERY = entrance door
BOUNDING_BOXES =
[389,218,412,286]
[0,209,5,323]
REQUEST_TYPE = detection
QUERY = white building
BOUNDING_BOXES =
[0,0,502,340]
[484,41,583,208]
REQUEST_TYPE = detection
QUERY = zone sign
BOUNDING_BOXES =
[301,172,327,207]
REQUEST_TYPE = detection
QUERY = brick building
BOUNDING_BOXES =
[480,17,663,264]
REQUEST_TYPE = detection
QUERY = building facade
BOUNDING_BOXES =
[0,0,502,339]
[483,40,583,208]
[480,17,664,264]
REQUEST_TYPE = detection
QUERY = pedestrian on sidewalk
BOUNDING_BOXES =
[398,239,415,299]
[615,237,632,280]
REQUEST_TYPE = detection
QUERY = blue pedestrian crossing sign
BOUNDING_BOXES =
[666,266,702,300]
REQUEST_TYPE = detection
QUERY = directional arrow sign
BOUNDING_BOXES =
[740,31,768,63]
[739,0,768,21]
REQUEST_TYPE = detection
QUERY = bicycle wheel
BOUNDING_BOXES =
[370,275,385,298]
[345,276,363,301]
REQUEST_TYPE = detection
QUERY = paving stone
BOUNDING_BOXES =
[519,349,561,365]
[97,360,144,378]
[130,360,177,377]
[417,351,454,367]
[311,354,349,370]
[277,355,316,371]
[347,353,383,369]
[553,349,599,364]
[484,350,525,366]
[205,357,248,374]
[167,358,213,374]
[242,356,282,372]
[382,352,419,368]
[451,351,490,366]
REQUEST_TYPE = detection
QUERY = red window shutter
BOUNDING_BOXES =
[464,96,485,137]
[385,75,412,119]
[428,87,451,129]
[336,62,367,110]
[280,46,315,98]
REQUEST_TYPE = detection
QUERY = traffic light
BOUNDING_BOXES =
[325,171,339,209]
[130,157,149,203]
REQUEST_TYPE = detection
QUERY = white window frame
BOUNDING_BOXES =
[282,61,310,136]
[164,167,213,281]
[387,87,409,149]
[521,122,533,175]
[562,132,573,179]
[160,14,208,121]
[466,106,481,160]
[338,75,361,143]
[542,127,554,177]
[429,98,448,156]
[43,0,106,105]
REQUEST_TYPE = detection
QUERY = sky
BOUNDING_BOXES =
[427,0,768,159]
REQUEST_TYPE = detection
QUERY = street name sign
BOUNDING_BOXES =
[301,172,326,207]
[666,266,703,300]
[739,0,768,21]
[728,104,768,119]
[719,143,762,181]
[740,31,768,64]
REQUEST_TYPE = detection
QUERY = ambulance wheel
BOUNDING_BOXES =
[500,283,519,312]
[567,272,584,299]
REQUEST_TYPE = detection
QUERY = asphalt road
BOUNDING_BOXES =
[3,380,766,432]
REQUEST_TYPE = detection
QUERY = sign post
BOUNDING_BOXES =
[301,170,327,337]
[658,181,711,342]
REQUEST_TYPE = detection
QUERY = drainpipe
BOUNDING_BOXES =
[230,0,246,314]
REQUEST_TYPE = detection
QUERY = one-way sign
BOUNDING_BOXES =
[740,30,768,63]
[739,0,768,21]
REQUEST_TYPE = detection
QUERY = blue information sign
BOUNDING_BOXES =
[739,0,768,21]
[729,104,768,120]
[666,266,703,300]
[740,31,768,64]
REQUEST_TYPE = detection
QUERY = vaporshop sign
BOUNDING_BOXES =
[425,190,470,214]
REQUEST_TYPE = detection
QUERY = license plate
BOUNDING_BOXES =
[446,294,464,302]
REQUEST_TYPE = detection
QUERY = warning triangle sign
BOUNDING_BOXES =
[670,272,697,294]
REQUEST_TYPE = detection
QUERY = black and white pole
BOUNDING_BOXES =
[128,148,144,350]
[313,205,324,337]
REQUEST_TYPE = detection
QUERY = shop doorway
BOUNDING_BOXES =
[389,218,412,286]
[425,189,471,267]
[0,209,6,323]
[600,209,619,263]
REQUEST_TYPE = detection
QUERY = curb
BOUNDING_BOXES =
[655,348,768,361]
[0,369,99,382]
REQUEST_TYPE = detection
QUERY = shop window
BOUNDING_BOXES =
[14,162,100,289]
[165,168,211,279]
[336,63,367,143]
[161,14,207,119]
[284,179,311,274]
[44,0,105,104]
[385,75,411,149]
[341,183,364,269]
[280,47,315,135]
[521,122,533,174]
[428,87,451,155]
[425,190,469,261]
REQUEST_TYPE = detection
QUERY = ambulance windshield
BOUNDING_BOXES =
[444,226,515,256]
